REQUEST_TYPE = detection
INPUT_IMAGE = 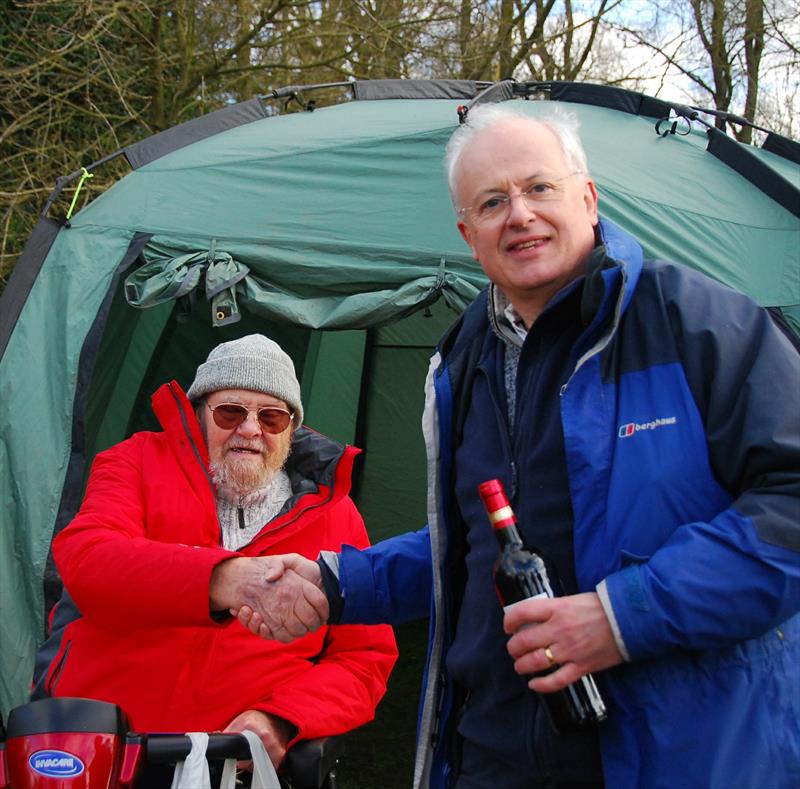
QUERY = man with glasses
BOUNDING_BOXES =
[247,104,800,788]
[32,333,397,776]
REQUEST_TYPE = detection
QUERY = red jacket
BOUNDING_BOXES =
[43,381,397,743]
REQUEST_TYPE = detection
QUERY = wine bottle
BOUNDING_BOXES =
[478,478,608,734]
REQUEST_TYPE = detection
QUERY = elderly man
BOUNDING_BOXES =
[32,334,397,774]
[247,104,800,789]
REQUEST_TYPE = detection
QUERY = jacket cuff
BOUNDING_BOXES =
[596,579,631,661]
[603,564,663,660]
[317,552,344,625]
[335,543,385,624]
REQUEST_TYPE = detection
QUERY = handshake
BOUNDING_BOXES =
[209,553,328,643]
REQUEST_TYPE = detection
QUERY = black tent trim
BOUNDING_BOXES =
[0,217,61,360]
[124,97,269,169]
[452,78,675,120]
[706,128,800,218]
[528,80,673,119]
[352,78,485,100]
[762,132,800,165]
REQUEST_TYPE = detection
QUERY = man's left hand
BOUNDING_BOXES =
[504,592,623,692]
[224,709,296,769]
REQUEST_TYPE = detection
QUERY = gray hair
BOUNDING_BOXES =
[444,102,590,209]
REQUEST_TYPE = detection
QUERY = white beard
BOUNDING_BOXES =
[210,434,292,503]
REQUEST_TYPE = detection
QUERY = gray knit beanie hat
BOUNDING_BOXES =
[187,334,303,427]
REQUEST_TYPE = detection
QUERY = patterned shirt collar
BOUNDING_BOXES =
[488,284,526,347]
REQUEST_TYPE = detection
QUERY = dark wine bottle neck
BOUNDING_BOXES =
[494,523,524,548]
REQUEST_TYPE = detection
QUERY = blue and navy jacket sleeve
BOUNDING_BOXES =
[602,262,800,660]
[336,526,434,625]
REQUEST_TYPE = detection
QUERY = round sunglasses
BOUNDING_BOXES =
[206,402,293,434]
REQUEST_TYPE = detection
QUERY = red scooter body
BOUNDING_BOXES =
[1,698,143,789]
[1,696,337,788]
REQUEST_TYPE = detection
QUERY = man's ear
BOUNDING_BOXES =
[194,398,209,440]
[458,220,479,261]
[584,179,599,226]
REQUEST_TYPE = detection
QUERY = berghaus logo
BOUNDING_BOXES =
[29,749,85,778]
[618,416,677,438]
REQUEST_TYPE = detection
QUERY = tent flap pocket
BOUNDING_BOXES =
[124,244,250,327]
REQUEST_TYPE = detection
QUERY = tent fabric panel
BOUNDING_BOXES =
[353,343,431,543]
[45,232,154,614]
[0,217,61,360]
[301,331,367,446]
[376,303,461,348]
[0,426,42,718]
[123,97,268,169]
[72,233,153,461]
[352,302,454,543]
[126,99,461,172]
[76,107,476,289]
[570,105,794,227]
[598,186,798,307]
[0,225,140,715]
[67,99,797,317]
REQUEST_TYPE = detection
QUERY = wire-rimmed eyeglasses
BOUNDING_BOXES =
[457,171,584,226]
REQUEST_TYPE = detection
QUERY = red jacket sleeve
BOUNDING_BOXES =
[53,434,238,630]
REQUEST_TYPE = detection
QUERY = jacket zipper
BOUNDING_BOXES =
[46,640,71,696]
[246,486,337,552]
[560,267,629,396]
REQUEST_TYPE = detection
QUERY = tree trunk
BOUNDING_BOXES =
[740,0,764,143]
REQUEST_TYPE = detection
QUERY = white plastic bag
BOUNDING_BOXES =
[170,732,212,789]
[219,729,281,789]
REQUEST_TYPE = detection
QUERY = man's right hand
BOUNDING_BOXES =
[209,554,327,643]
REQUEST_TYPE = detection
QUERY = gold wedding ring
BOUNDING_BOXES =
[544,645,557,667]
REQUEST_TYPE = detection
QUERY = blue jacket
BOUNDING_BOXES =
[336,219,800,788]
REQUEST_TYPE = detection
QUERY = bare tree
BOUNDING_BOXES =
[2,0,436,287]
[610,0,798,142]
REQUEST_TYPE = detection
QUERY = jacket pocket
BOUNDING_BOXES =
[619,550,651,567]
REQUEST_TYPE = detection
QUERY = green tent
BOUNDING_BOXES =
[1,79,798,726]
